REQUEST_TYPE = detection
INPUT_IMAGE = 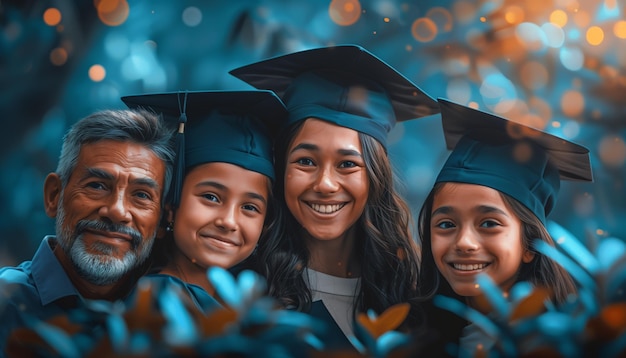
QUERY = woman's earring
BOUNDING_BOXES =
[166,222,174,232]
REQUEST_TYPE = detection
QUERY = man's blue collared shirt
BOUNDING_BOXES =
[0,236,82,353]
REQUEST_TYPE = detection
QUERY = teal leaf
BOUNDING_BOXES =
[577,289,600,319]
[548,220,599,274]
[26,317,81,358]
[533,239,597,291]
[159,284,197,345]
[237,269,267,303]
[207,266,240,308]
[509,281,533,302]
[535,311,573,337]
[597,237,626,271]
[476,273,510,318]
[433,295,500,338]
[105,313,129,350]
[376,330,410,357]
[302,332,325,351]
[271,309,326,331]
[353,313,377,352]
[606,259,626,302]
[367,308,377,321]
[128,331,152,353]
[348,334,367,354]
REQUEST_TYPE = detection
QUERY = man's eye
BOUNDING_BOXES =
[86,182,106,190]
[135,191,152,200]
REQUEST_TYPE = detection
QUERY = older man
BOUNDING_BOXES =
[0,109,175,354]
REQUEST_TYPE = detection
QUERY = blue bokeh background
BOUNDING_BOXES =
[1,0,624,265]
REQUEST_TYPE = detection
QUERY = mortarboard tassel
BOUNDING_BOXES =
[167,91,188,209]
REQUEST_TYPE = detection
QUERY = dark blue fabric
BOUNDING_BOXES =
[282,71,396,146]
[308,300,356,353]
[436,136,560,224]
[141,273,222,314]
[435,98,593,223]
[122,90,286,181]
[229,45,440,148]
[0,236,82,355]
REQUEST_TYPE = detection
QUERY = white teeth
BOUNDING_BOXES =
[453,263,488,271]
[310,203,344,214]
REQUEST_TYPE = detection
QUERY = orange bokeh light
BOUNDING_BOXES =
[97,0,130,26]
[329,0,361,26]
[411,17,437,42]
[452,0,475,24]
[614,20,626,39]
[43,8,62,26]
[561,90,585,117]
[573,10,590,28]
[512,142,533,163]
[426,7,453,32]
[504,6,524,25]
[599,136,626,168]
[50,47,67,66]
[520,61,548,90]
[89,64,106,82]
[586,26,604,46]
[605,0,618,10]
[529,96,552,123]
[549,9,567,28]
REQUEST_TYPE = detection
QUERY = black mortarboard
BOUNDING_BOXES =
[122,90,286,208]
[229,44,439,147]
[435,98,593,223]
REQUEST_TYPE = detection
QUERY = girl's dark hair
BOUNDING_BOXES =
[255,120,421,323]
[501,194,577,302]
[417,182,577,303]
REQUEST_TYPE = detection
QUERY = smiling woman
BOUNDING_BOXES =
[229,44,440,351]
[284,119,369,245]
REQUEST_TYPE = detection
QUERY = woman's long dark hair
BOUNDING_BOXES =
[256,120,421,323]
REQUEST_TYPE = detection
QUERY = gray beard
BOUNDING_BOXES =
[54,194,155,286]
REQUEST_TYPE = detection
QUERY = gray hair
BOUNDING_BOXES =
[56,109,175,201]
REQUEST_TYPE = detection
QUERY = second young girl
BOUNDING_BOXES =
[418,99,593,356]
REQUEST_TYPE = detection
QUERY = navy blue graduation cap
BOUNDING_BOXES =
[229,44,439,148]
[122,90,286,208]
[435,98,593,224]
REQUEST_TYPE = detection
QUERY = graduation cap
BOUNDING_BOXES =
[229,44,439,148]
[122,90,286,208]
[435,98,593,224]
